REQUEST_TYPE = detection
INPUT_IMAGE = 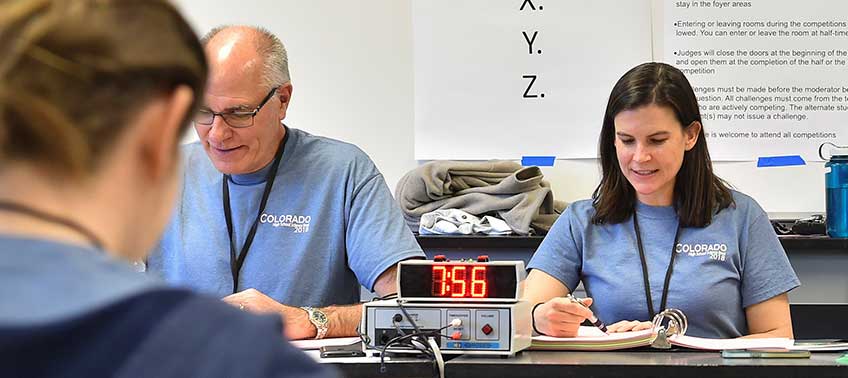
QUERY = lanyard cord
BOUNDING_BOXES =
[223,130,289,294]
[633,214,682,319]
[0,201,104,251]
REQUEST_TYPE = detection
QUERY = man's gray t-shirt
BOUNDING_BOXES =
[148,127,424,306]
[528,191,800,338]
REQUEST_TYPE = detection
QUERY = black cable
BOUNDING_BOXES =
[374,292,398,301]
[355,325,371,346]
[374,300,457,377]
[396,300,421,333]
[379,332,439,377]
[379,333,418,373]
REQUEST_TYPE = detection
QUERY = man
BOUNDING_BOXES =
[147,25,424,340]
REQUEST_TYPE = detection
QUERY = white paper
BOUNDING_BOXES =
[789,341,848,351]
[664,0,848,161]
[669,335,794,351]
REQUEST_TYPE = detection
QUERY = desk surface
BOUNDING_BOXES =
[450,351,847,377]
[324,351,848,378]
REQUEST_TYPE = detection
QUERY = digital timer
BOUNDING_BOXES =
[397,260,524,302]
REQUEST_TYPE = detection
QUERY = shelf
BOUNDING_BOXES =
[415,234,848,252]
[415,234,544,249]
[778,235,848,251]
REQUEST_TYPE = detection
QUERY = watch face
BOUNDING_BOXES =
[312,310,328,325]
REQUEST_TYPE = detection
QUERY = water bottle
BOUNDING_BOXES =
[820,142,848,238]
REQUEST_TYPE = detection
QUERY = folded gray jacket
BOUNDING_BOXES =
[395,160,566,235]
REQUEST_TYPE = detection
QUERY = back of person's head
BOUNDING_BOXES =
[592,62,733,227]
[0,0,207,259]
[0,0,207,178]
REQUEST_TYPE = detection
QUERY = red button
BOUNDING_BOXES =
[451,331,463,340]
[481,324,493,335]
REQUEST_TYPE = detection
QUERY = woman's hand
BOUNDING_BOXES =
[606,320,653,333]
[533,297,595,337]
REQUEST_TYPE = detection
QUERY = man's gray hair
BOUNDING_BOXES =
[201,25,290,89]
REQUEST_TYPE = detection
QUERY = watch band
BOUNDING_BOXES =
[302,306,329,339]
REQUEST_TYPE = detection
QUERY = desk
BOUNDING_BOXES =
[306,350,435,378]
[322,351,847,378]
[450,351,847,377]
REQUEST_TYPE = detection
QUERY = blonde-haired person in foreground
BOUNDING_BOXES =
[0,1,335,377]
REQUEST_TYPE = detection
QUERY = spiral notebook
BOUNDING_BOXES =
[531,309,794,351]
[531,327,794,351]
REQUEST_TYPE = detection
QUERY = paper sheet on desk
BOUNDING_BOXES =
[789,341,848,352]
[290,337,361,350]
[669,335,794,351]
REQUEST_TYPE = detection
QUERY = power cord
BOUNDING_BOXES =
[427,337,445,378]
[374,300,459,378]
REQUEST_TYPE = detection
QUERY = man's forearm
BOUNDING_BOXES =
[323,303,363,338]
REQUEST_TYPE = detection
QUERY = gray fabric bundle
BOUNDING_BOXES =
[395,161,567,235]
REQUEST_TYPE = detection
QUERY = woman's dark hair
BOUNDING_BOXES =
[591,62,734,227]
[0,0,207,178]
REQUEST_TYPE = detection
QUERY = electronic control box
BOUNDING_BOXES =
[361,299,531,356]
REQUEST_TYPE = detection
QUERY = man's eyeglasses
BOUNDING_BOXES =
[193,87,279,128]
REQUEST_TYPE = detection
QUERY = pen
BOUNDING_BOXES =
[566,294,608,334]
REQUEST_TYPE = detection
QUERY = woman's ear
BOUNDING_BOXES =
[684,121,702,151]
[137,85,194,181]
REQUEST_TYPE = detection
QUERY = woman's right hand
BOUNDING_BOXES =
[533,297,595,337]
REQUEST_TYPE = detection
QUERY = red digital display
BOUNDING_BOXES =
[399,263,518,300]
[431,265,488,298]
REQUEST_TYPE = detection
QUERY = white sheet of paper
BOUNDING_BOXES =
[670,335,794,351]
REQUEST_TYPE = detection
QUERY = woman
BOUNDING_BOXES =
[0,1,334,377]
[524,62,799,339]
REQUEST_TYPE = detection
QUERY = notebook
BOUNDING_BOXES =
[531,308,794,351]
[531,326,794,351]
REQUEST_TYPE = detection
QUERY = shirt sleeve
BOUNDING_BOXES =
[116,292,339,378]
[527,204,584,292]
[739,211,801,308]
[346,173,425,291]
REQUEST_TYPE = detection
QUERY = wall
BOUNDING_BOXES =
[173,0,418,199]
[174,0,827,218]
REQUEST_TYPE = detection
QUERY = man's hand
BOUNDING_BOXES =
[223,288,316,340]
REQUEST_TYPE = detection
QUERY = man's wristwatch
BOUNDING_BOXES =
[302,306,329,339]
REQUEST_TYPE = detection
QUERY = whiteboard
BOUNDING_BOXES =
[413,0,652,160]
[662,0,848,162]
[415,0,848,163]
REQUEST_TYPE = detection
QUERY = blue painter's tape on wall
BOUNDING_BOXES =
[757,155,806,167]
[521,156,556,166]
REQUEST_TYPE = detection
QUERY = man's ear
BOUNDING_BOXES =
[137,85,194,181]
[276,82,293,121]
[684,121,701,151]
